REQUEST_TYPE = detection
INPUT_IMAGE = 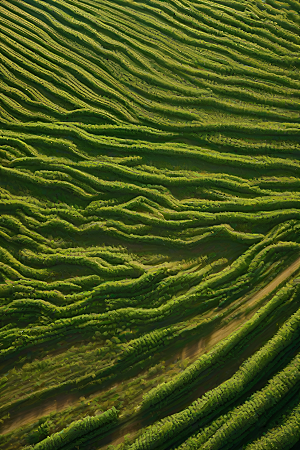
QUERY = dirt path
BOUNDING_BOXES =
[246,255,300,308]
[0,393,78,435]
[182,255,300,361]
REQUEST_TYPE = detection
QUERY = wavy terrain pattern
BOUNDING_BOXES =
[0,0,300,448]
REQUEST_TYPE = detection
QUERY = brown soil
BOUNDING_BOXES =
[246,255,300,308]
[181,255,300,362]
[0,393,77,435]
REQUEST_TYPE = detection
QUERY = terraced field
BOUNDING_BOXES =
[0,0,300,448]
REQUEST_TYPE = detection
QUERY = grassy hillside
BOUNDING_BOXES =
[0,0,300,448]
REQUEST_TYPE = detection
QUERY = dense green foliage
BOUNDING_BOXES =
[30,407,118,450]
[0,0,300,449]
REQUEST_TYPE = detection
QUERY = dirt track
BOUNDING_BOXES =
[182,255,300,361]
[247,255,300,307]
[0,393,77,435]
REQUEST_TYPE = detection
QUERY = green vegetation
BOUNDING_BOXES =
[0,0,300,449]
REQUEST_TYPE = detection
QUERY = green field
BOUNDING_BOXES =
[0,0,300,448]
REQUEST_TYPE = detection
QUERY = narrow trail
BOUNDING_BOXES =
[1,256,300,442]
[247,255,300,307]
[0,394,78,435]
[183,255,300,362]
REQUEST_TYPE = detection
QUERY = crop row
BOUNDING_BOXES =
[30,407,118,450]
[244,395,300,449]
